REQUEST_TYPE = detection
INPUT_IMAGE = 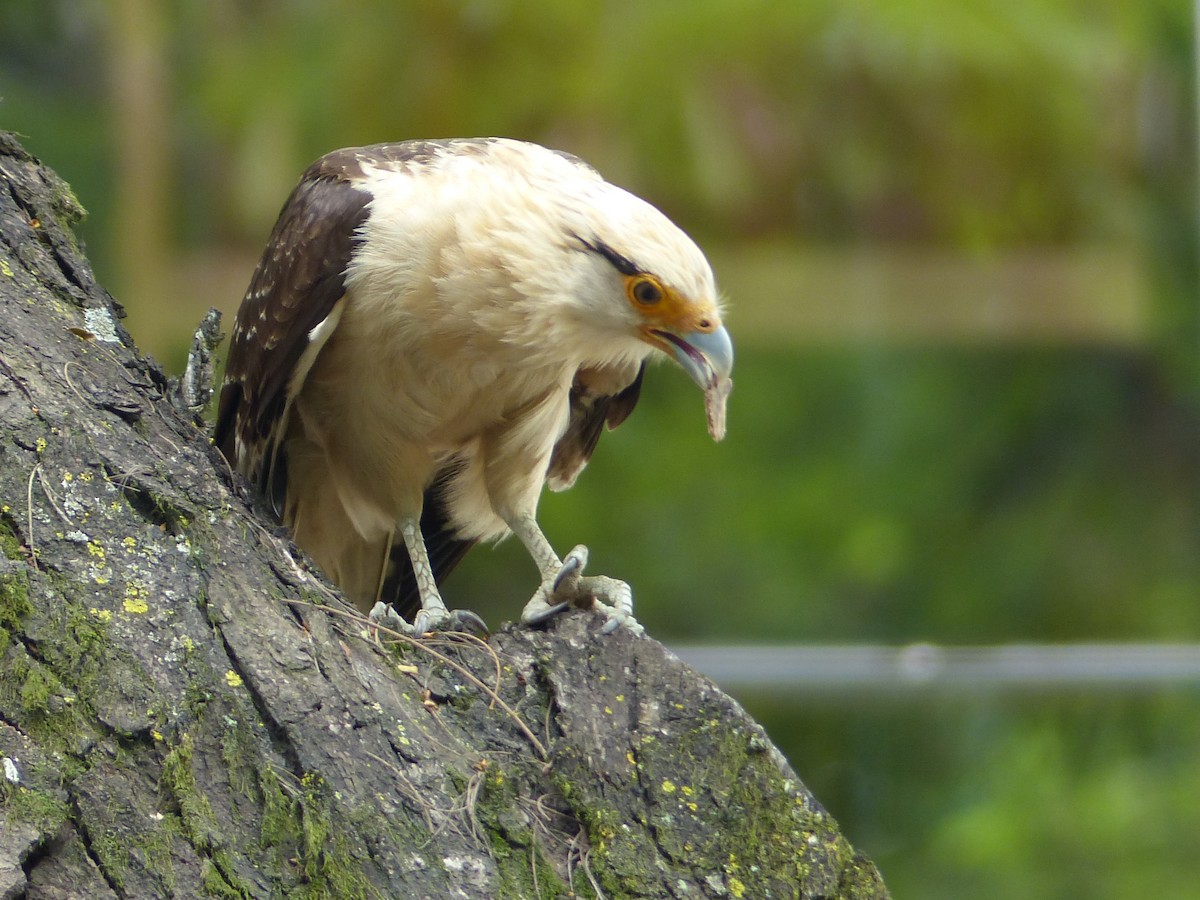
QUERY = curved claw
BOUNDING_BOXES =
[520,548,643,635]
[580,575,642,637]
[446,608,490,636]
[521,598,572,626]
[552,546,587,593]
[412,607,490,637]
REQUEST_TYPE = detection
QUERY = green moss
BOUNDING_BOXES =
[548,715,879,899]
[59,601,110,678]
[42,166,88,228]
[1,783,70,831]
[259,765,296,864]
[159,732,264,897]
[134,811,185,896]
[455,763,587,900]
[219,713,261,801]
[0,566,31,648]
[202,855,253,899]
[552,771,651,896]
[259,767,374,899]
[1,575,154,756]
[19,661,63,713]
[636,723,861,896]
[296,771,333,882]
[0,515,27,562]
[89,825,131,892]
[162,733,221,850]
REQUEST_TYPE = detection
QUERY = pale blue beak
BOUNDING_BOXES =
[651,324,734,440]
[653,324,733,389]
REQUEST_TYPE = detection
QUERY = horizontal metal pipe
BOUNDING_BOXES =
[669,644,1200,694]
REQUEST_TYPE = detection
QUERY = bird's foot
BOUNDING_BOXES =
[369,601,488,637]
[413,605,489,637]
[369,601,408,633]
[520,545,643,636]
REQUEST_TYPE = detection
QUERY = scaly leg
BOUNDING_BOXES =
[508,513,642,635]
[369,516,487,636]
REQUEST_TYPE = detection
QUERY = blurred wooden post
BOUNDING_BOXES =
[106,0,171,316]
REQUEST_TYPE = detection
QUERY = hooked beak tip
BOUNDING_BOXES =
[650,324,733,441]
[652,324,734,390]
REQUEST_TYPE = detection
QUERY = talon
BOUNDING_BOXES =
[580,575,642,636]
[413,606,489,636]
[521,558,642,635]
[521,598,572,626]
[411,607,442,636]
[447,608,490,636]
[552,545,588,594]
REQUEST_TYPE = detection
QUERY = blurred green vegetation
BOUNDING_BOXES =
[2,1,1197,897]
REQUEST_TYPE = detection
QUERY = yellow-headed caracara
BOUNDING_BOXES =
[215,139,733,635]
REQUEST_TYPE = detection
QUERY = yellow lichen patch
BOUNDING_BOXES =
[225,670,243,688]
[122,536,137,553]
[88,607,112,623]
[1,259,13,277]
[123,580,150,614]
[661,779,676,793]
[86,540,112,585]
[123,596,149,615]
[727,876,746,898]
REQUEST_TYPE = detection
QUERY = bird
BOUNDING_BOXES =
[214,138,733,635]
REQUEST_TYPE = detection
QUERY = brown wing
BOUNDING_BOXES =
[215,140,529,517]
[214,152,374,517]
[214,141,485,515]
[546,362,645,492]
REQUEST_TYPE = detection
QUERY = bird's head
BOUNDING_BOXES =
[560,183,734,441]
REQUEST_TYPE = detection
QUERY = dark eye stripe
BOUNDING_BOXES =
[575,235,641,277]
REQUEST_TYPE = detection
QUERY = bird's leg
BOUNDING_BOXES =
[369,517,486,636]
[508,514,642,635]
[400,517,445,631]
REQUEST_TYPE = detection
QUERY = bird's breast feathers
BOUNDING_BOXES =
[217,137,727,553]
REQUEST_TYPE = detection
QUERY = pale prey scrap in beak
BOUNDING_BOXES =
[652,324,734,441]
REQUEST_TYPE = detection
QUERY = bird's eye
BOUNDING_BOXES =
[629,276,663,306]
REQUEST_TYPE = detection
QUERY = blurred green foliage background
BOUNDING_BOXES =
[2,1,1197,896]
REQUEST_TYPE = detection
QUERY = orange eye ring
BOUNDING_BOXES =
[627,275,663,306]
